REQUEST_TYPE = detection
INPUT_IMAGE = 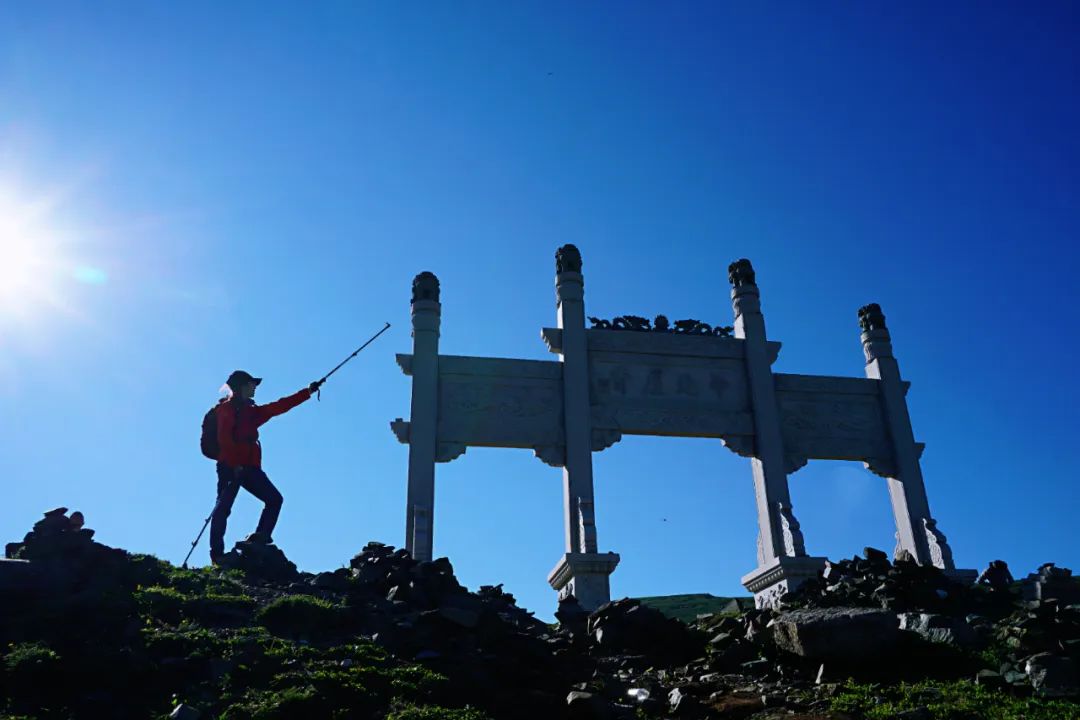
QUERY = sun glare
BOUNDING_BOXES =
[0,181,71,331]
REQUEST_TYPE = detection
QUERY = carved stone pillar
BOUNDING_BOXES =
[731,259,826,607]
[547,244,619,611]
[860,303,968,580]
[404,272,441,562]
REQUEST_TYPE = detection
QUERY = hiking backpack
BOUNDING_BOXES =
[200,405,221,460]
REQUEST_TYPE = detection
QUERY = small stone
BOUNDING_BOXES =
[761,692,785,707]
[667,686,701,715]
[438,605,480,628]
[740,658,771,675]
[709,632,732,647]
[976,669,1005,689]
[168,704,201,720]
[863,547,889,563]
[566,691,613,720]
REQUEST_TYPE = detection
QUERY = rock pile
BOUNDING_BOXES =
[777,546,972,614]
[4,512,1080,719]
[4,506,120,565]
[216,538,299,582]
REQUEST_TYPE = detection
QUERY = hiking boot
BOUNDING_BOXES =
[210,552,224,566]
[243,532,272,545]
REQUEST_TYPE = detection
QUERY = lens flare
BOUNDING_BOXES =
[0,178,76,333]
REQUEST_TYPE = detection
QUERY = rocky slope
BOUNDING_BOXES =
[3,508,1080,720]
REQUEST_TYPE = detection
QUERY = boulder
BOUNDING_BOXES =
[218,541,298,583]
[1025,653,1079,697]
[587,598,703,663]
[566,690,613,720]
[898,612,978,647]
[771,606,899,660]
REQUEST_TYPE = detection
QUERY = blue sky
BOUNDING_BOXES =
[1,3,1077,619]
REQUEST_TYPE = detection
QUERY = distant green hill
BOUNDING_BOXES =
[636,593,755,623]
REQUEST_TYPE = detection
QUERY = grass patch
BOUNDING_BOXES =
[256,595,344,640]
[386,706,491,720]
[831,679,1080,720]
[135,585,255,627]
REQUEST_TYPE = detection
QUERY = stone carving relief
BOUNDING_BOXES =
[412,504,432,550]
[578,497,598,553]
[588,314,733,337]
[438,378,563,448]
[755,583,787,610]
[779,394,884,443]
[777,502,807,557]
[923,518,956,570]
[443,382,559,420]
[591,363,749,413]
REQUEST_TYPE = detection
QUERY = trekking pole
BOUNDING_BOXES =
[314,321,391,399]
[181,479,238,569]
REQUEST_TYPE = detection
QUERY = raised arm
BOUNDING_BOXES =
[253,388,313,426]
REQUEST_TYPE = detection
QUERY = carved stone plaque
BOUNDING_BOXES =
[587,336,754,439]
[436,355,565,449]
[774,373,892,462]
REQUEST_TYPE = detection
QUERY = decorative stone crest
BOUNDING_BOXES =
[390,418,410,444]
[412,272,440,303]
[785,455,808,474]
[858,303,887,334]
[720,435,755,458]
[728,258,756,288]
[556,244,582,274]
[591,428,622,452]
[435,442,466,463]
[587,315,733,337]
[533,445,565,467]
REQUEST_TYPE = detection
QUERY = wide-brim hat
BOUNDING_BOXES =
[227,370,263,390]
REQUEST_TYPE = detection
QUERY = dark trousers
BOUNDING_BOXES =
[209,463,283,557]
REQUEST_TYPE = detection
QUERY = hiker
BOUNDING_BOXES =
[976,559,1015,591]
[207,370,323,564]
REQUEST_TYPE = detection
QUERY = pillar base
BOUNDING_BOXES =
[742,556,828,609]
[548,552,620,612]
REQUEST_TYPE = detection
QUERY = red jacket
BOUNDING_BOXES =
[216,388,312,468]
